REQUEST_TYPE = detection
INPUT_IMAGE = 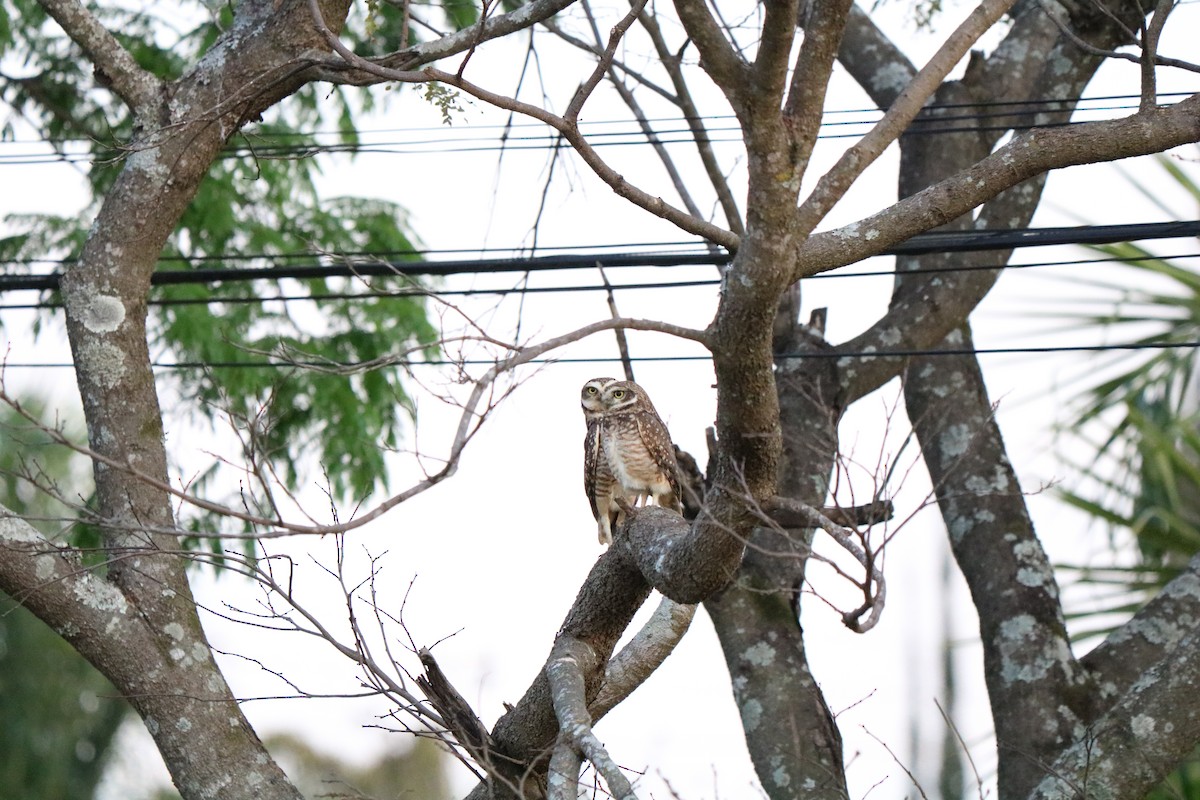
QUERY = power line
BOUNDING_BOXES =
[0,91,1192,164]
[5,339,1200,371]
[0,239,708,268]
[3,250,1197,313]
[3,220,1198,294]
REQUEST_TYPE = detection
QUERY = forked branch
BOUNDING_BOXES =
[546,637,639,800]
[795,0,1018,238]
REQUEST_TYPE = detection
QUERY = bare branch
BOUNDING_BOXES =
[638,7,744,235]
[795,0,1018,238]
[547,636,639,800]
[783,0,855,190]
[671,0,750,103]
[570,3,711,228]
[308,0,736,245]
[564,0,649,123]
[589,597,696,719]
[310,0,584,82]
[795,93,1200,280]
[762,495,887,632]
[424,65,739,248]
[1033,0,1199,86]
[2,317,707,539]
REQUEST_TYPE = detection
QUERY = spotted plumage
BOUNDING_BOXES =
[581,377,683,545]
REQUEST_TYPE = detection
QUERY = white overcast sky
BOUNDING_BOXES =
[3,0,1200,798]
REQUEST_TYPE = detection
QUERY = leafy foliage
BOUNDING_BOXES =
[1057,151,1200,586]
[1054,153,1200,800]
[0,0,501,518]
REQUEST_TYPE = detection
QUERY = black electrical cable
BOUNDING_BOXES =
[4,220,1197,294]
[6,339,1200,371]
[3,249,1196,313]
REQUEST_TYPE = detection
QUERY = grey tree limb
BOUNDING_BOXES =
[35,0,161,111]
[795,0,1018,238]
[1082,552,1200,700]
[668,0,749,106]
[546,637,638,800]
[637,6,745,235]
[1029,624,1200,800]
[794,93,1200,282]
[589,596,696,720]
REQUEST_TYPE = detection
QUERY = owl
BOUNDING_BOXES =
[581,377,683,545]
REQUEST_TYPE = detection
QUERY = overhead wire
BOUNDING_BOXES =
[3,250,1198,312]
[4,220,1198,293]
[7,340,1200,371]
[0,91,1192,165]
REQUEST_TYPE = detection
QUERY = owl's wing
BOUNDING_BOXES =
[634,411,682,498]
[584,421,602,520]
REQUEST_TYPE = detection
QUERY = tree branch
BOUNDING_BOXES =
[638,7,744,235]
[2,316,708,539]
[669,0,749,105]
[36,0,161,111]
[546,637,639,800]
[564,0,648,123]
[793,93,1200,281]
[1030,623,1200,800]
[794,0,1018,238]
[589,596,696,719]
[1081,551,1200,699]
[762,496,887,632]
[784,0,855,190]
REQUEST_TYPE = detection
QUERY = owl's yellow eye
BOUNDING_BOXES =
[612,390,625,399]
[587,386,598,394]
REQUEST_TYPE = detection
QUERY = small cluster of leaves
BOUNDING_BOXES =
[423,83,466,124]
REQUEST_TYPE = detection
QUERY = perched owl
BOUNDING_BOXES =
[581,377,683,545]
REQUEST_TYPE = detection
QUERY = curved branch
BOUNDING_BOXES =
[763,496,887,632]
[423,66,740,248]
[794,93,1200,280]
[670,0,749,104]
[589,596,696,719]
[36,0,161,111]
[307,0,737,246]
[547,637,639,800]
[620,506,744,603]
